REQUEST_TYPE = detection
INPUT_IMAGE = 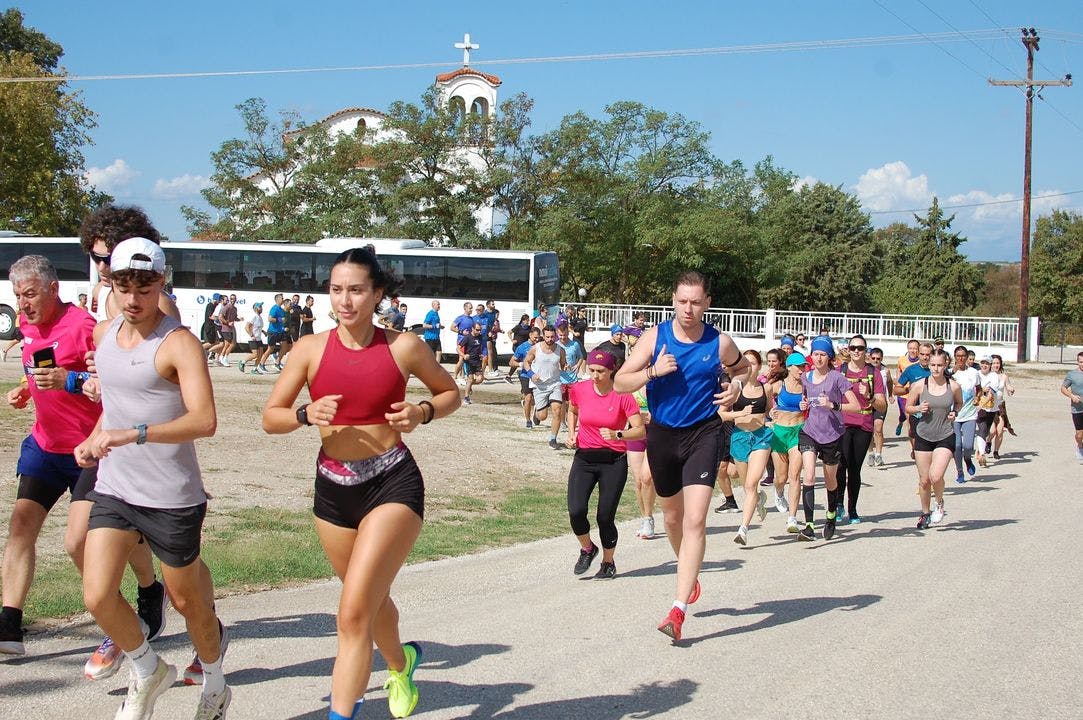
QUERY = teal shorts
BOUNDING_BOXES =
[730,425,773,463]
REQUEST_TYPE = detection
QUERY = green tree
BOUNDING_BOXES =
[1030,209,1083,323]
[868,199,983,314]
[183,98,379,242]
[0,11,106,234]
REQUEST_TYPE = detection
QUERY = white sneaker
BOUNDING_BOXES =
[455,378,466,387]
[733,526,748,545]
[875,454,885,467]
[1076,446,1083,463]
[115,658,176,720]
[866,453,875,467]
[194,686,232,720]
[930,500,945,525]
[786,516,800,533]
[755,490,768,522]
[774,491,788,515]
[218,357,230,367]
[637,516,654,539]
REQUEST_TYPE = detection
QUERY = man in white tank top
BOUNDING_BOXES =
[523,325,567,449]
[75,238,230,718]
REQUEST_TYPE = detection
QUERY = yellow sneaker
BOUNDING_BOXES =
[384,641,421,718]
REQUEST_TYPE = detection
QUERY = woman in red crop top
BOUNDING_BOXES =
[262,247,459,720]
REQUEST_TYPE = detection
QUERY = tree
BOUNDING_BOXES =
[0,11,107,234]
[1030,209,1083,323]
[183,98,379,242]
[868,199,984,314]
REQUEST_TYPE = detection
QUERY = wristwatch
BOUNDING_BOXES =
[616,430,624,440]
[296,404,312,426]
[135,424,148,445]
[831,401,841,411]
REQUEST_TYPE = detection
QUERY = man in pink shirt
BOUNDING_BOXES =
[1,255,100,656]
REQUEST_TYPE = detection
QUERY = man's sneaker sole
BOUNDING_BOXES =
[657,608,685,641]
[0,640,26,655]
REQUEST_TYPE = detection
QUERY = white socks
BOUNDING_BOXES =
[126,640,158,679]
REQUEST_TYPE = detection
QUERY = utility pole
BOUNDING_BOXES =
[989,28,1071,363]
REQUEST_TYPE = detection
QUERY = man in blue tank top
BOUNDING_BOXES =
[74,238,230,718]
[615,270,747,642]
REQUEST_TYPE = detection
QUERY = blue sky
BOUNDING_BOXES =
[15,1,1082,260]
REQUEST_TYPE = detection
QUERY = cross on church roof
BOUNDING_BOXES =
[454,33,479,66]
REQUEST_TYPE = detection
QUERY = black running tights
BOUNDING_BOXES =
[567,453,628,549]
[836,426,872,516]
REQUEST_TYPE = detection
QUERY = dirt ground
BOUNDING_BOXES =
[0,345,1076,572]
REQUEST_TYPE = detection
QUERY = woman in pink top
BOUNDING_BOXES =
[565,350,645,579]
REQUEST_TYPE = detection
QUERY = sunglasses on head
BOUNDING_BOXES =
[849,345,866,351]
[89,250,111,265]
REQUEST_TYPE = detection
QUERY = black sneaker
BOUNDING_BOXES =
[137,580,167,641]
[573,544,598,575]
[797,524,815,542]
[916,513,932,530]
[594,561,616,579]
[0,614,25,656]
[548,439,559,450]
[823,517,836,541]
[714,499,740,514]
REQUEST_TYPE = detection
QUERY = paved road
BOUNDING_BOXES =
[3,380,1081,719]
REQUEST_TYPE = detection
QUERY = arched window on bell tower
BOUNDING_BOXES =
[449,96,467,126]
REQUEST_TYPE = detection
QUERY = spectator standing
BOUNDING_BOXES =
[422,300,443,360]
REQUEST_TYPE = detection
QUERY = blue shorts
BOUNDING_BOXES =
[15,435,82,510]
[729,426,773,463]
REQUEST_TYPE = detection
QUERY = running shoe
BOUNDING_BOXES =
[238,361,246,373]
[835,503,845,521]
[0,614,25,656]
[955,474,967,485]
[0,349,5,362]
[218,357,231,367]
[930,501,945,525]
[774,491,788,515]
[84,636,124,680]
[866,453,876,467]
[636,516,654,539]
[688,579,701,605]
[525,421,533,429]
[733,526,748,546]
[916,513,932,530]
[548,438,559,449]
[798,524,815,541]
[115,658,176,720]
[657,607,685,641]
[463,396,472,405]
[849,515,862,525]
[503,375,514,384]
[894,422,903,436]
[786,517,800,533]
[993,451,1001,460]
[875,454,885,467]
[1077,447,1083,463]
[384,641,422,718]
[594,561,616,579]
[977,452,987,467]
[573,544,598,575]
[822,516,836,541]
[965,458,976,477]
[194,686,232,720]
[183,621,230,686]
[759,476,774,486]
[756,490,768,522]
[136,580,167,642]
[713,498,740,513]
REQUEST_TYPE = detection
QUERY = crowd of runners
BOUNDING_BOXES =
[1,204,1079,718]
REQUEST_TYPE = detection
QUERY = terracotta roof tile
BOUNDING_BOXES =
[435,67,502,86]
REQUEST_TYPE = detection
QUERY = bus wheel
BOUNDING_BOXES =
[0,306,16,341]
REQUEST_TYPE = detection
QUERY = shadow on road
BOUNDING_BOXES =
[617,558,744,579]
[686,594,882,645]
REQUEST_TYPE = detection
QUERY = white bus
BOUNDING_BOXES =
[0,235,93,340]
[159,237,560,357]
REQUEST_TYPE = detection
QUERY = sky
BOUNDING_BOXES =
[13,1,1083,261]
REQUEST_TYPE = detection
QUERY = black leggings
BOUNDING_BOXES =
[836,426,872,516]
[567,450,628,550]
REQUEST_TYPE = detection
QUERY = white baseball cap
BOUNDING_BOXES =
[110,237,166,274]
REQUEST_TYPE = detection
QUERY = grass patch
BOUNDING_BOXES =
[21,483,641,622]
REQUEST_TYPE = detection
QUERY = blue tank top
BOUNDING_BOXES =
[776,380,803,412]
[646,321,721,428]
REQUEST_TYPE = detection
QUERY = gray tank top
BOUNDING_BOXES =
[531,343,562,390]
[915,379,955,442]
[94,314,206,508]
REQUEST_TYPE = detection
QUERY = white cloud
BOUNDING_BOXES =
[151,174,211,200]
[852,161,932,212]
[85,159,139,195]
[793,175,818,191]
[946,188,1065,224]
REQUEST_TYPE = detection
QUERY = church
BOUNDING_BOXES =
[252,34,502,239]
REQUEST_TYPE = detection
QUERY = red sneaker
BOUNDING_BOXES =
[657,607,685,641]
[688,579,701,605]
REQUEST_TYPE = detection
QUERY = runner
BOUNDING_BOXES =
[299,295,316,338]
[451,302,475,385]
[796,338,860,541]
[522,326,567,449]
[0,256,101,658]
[720,350,773,546]
[74,238,229,718]
[510,327,541,427]
[615,270,747,642]
[905,348,963,529]
[895,339,921,436]
[987,355,1016,459]
[894,342,933,458]
[1061,351,1083,463]
[949,345,981,485]
[593,325,628,369]
[240,303,265,374]
[457,322,485,405]
[974,355,999,466]
[835,335,887,523]
[421,300,443,360]
[769,352,807,533]
[866,348,892,467]
[564,349,645,578]
[262,246,459,720]
[628,385,656,539]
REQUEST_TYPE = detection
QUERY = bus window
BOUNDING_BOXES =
[399,256,446,297]
[533,253,560,309]
[240,250,315,292]
[446,257,528,301]
[167,249,243,290]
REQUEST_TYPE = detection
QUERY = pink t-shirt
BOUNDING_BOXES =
[841,362,887,432]
[20,303,101,453]
[568,379,640,452]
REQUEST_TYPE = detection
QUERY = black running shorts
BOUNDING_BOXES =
[646,415,722,498]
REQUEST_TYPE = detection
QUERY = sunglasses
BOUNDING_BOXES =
[796,337,806,341]
[89,250,111,265]
[848,345,867,351]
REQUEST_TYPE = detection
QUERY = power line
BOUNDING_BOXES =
[0,29,1013,84]
[967,0,1060,77]
[866,189,1083,215]
[916,0,1023,81]
[871,0,990,80]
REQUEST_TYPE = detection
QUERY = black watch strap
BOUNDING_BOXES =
[297,404,312,426]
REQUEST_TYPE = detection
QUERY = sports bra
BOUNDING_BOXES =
[733,381,768,414]
[308,328,406,425]
[775,380,803,413]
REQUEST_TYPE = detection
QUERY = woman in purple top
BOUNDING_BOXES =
[797,337,860,542]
